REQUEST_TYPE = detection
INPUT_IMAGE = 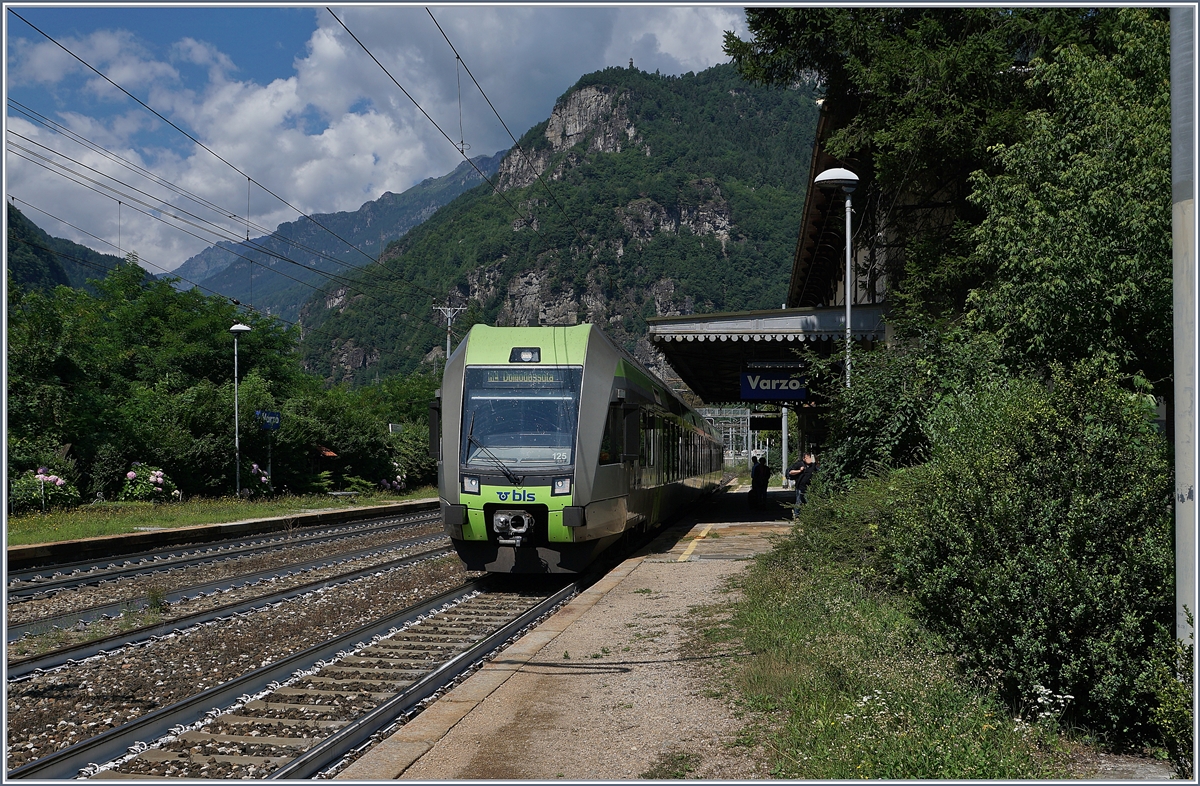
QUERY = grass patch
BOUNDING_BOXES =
[6,488,436,546]
[710,519,1070,779]
[639,750,701,779]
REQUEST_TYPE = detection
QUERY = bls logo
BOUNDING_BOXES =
[496,490,536,502]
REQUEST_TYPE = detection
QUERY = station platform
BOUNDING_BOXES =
[335,486,795,780]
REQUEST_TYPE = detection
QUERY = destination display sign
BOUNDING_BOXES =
[740,371,807,401]
[484,368,569,385]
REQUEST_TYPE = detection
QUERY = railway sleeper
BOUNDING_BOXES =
[209,716,346,729]
[383,631,483,643]
[272,686,396,701]
[302,675,412,688]
[371,640,476,652]
[337,655,449,668]
[132,749,292,766]
[320,664,424,678]
[175,731,315,747]
[374,635,482,647]
[241,699,354,715]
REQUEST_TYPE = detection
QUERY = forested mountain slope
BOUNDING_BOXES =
[7,203,129,293]
[299,63,818,384]
[169,150,507,322]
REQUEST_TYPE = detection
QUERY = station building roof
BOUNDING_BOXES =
[646,305,886,404]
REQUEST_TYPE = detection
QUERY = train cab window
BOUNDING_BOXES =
[461,366,583,470]
[599,405,623,465]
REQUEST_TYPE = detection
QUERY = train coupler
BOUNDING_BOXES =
[494,509,534,547]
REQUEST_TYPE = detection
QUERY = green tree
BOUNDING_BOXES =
[724,8,1135,321]
[964,9,1171,392]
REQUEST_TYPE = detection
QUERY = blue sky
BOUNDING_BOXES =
[5,5,749,272]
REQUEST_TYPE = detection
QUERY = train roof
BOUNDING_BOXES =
[462,324,713,434]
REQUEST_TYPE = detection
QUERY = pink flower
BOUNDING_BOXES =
[48,475,59,483]
[35,474,47,482]
[154,477,163,485]
[153,486,161,492]
[261,476,268,483]
[127,471,137,480]
[55,478,66,487]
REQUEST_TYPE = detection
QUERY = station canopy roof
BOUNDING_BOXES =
[646,305,886,404]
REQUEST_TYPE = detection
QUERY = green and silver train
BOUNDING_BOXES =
[431,323,723,573]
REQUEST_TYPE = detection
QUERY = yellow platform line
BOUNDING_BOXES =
[677,522,714,562]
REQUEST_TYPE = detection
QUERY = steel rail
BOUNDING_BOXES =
[6,579,487,780]
[269,581,578,779]
[7,545,455,680]
[8,511,440,598]
[7,532,448,643]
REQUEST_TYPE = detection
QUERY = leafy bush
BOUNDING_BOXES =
[118,464,178,502]
[243,461,272,496]
[1151,614,1194,778]
[804,329,1004,483]
[882,362,1173,741]
[9,468,81,515]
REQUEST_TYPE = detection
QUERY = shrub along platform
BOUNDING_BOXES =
[6,498,438,572]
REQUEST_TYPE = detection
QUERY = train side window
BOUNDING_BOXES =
[599,405,622,465]
[640,412,653,466]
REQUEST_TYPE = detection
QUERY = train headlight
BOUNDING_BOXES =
[551,476,572,496]
[462,475,481,495]
[509,347,541,363]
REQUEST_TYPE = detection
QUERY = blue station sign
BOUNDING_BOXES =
[256,410,282,430]
[740,371,807,401]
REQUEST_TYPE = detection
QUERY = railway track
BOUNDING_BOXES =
[8,528,448,645]
[8,510,440,600]
[9,579,575,780]
[8,542,455,679]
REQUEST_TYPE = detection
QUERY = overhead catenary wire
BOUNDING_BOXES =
[10,99,387,281]
[6,7,452,306]
[5,151,373,318]
[8,196,365,349]
[325,7,544,240]
[7,8,518,361]
[6,138,455,334]
[424,7,593,251]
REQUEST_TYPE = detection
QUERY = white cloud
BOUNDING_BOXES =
[6,7,747,271]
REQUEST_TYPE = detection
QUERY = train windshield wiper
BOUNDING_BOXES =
[466,411,524,486]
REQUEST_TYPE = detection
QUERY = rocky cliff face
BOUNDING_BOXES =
[319,87,719,385]
[497,85,640,190]
[305,64,812,390]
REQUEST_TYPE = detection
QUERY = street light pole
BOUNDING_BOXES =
[815,168,859,388]
[230,323,252,497]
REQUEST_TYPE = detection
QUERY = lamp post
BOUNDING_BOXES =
[814,167,859,387]
[230,323,252,497]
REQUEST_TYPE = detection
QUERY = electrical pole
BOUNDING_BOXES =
[434,302,466,360]
[1171,6,1196,643]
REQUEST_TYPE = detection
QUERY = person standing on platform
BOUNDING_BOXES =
[788,453,817,514]
[750,455,769,509]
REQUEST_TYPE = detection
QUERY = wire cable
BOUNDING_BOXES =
[6,138,454,325]
[7,197,373,348]
[425,8,593,250]
[7,99,441,291]
[7,8,448,293]
[325,8,542,238]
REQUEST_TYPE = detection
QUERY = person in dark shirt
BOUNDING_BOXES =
[787,453,817,513]
[750,456,770,508]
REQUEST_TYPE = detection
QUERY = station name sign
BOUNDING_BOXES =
[256,410,282,430]
[740,371,807,401]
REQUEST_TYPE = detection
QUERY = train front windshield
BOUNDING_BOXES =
[461,366,583,469]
